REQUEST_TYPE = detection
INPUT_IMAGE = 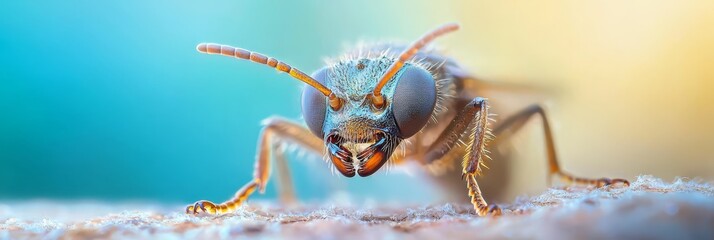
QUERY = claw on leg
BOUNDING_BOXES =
[185,180,259,215]
[482,204,502,216]
[555,173,631,188]
[609,178,630,186]
[593,177,630,187]
[186,200,218,215]
[466,173,502,217]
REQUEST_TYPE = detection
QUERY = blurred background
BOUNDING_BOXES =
[1,1,712,205]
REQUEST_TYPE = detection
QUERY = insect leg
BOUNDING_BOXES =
[274,145,297,205]
[186,117,324,215]
[492,105,630,187]
[424,97,502,216]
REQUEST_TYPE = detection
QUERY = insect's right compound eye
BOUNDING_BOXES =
[392,66,437,139]
[301,67,330,138]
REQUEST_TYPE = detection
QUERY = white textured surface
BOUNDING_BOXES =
[1,176,713,239]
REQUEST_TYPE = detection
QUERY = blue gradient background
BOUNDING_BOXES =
[0,1,447,203]
[2,1,713,204]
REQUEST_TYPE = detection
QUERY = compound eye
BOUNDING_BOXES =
[301,67,330,138]
[392,66,437,138]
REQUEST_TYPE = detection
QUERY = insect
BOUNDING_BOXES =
[186,23,629,216]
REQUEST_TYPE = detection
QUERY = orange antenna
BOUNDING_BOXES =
[370,23,460,108]
[196,43,343,110]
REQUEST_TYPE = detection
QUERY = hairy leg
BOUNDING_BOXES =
[424,97,502,216]
[492,105,629,187]
[186,117,324,214]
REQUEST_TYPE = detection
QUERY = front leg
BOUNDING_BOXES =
[186,117,324,215]
[425,97,501,216]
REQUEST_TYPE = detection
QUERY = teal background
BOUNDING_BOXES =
[0,1,451,203]
[4,0,714,206]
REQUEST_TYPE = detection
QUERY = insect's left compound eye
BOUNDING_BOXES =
[301,67,330,138]
[392,66,437,138]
